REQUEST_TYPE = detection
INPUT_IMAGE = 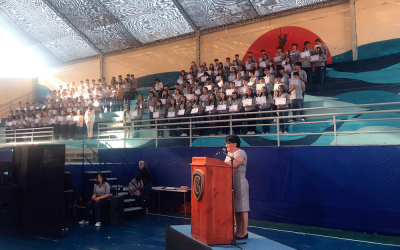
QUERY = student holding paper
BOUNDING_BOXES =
[275,47,286,66]
[147,91,158,127]
[274,85,291,133]
[136,95,146,111]
[191,95,205,137]
[123,103,132,138]
[131,103,143,138]
[213,85,223,96]
[300,42,314,85]
[167,99,178,137]
[257,87,274,134]
[283,58,293,74]
[278,67,290,90]
[230,92,243,135]
[248,71,259,85]
[218,92,230,135]
[154,100,166,138]
[288,72,306,122]
[243,89,258,135]
[314,46,327,84]
[267,60,276,75]
[160,90,171,110]
[178,96,191,137]
[67,111,77,140]
[228,67,237,82]
[206,93,219,135]
[290,43,301,64]
[172,89,182,106]
[200,87,210,104]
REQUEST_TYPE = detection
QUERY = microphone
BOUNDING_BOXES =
[215,148,226,156]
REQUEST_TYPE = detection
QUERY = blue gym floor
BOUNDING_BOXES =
[0,214,399,250]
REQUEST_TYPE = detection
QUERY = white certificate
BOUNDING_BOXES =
[270,67,274,72]
[7,122,13,126]
[205,105,214,112]
[274,84,280,91]
[207,70,212,75]
[167,112,176,118]
[191,108,198,114]
[178,109,185,116]
[132,110,138,117]
[34,119,39,123]
[275,97,286,105]
[229,105,238,113]
[226,89,234,96]
[149,106,154,112]
[234,81,242,87]
[195,89,201,95]
[73,116,79,121]
[238,87,246,94]
[185,94,194,100]
[290,79,299,86]
[186,75,191,79]
[256,83,265,91]
[259,61,266,68]
[52,110,57,115]
[50,118,56,124]
[300,51,310,58]
[160,99,166,104]
[205,85,213,91]
[153,112,159,118]
[197,73,204,78]
[93,101,99,107]
[240,71,245,76]
[223,62,230,67]
[217,80,224,87]
[67,107,72,112]
[66,115,71,120]
[310,55,320,62]
[245,64,252,70]
[215,76,221,82]
[139,103,143,109]
[248,81,254,86]
[243,99,252,106]
[201,76,208,82]
[281,60,286,66]
[217,104,226,111]
[274,56,282,62]
[284,65,292,71]
[228,75,235,82]
[200,95,208,101]
[256,96,267,104]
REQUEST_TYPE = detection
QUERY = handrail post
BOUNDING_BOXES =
[333,115,338,146]
[189,117,192,147]
[277,111,280,147]
[31,130,33,143]
[230,115,233,135]
[155,120,158,148]
[97,123,100,149]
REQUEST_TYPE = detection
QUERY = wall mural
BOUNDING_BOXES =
[242,26,332,65]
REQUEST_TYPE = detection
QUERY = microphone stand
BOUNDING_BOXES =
[218,151,245,250]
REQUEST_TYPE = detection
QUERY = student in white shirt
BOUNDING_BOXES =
[274,85,291,133]
[300,41,314,85]
[288,72,306,122]
[84,105,95,139]
[257,86,274,134]
[155,79,163,97]
[275,47,286,66]
[167,99,178,137]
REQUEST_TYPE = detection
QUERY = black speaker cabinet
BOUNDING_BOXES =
[0,184,20,232]
[14,144,65,237]
[109,196,124,226]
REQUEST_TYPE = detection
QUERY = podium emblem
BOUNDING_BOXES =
[192,169,205,201]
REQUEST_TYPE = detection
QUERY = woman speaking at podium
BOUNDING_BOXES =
[224,135,249,240]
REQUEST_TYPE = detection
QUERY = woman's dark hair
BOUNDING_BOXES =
[170,98,177,107]
[149,91,155,96]
[162,90,169,98]
[246,89,255,98]
[181,96,188,110]
[193,95,200,105]
[96,173,108,184]
[156,100,163,108]
[175,89,181,94]
[225,134,241,148]
[219,92,227,101]
[208,93,217,107]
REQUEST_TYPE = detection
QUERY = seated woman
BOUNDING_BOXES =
[128,178,144,201]
[79,174,110,227]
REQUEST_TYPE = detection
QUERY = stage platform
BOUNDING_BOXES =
[166,225,296,250]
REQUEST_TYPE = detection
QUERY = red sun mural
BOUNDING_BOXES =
[242,26,332,65]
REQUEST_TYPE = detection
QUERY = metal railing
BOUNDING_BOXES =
[0,92,34,118]
[0,127,54,145]
[96,101,400,147]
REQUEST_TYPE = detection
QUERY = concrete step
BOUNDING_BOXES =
[124,207,142,212]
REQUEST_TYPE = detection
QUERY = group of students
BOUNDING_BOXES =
[4,73,140,142]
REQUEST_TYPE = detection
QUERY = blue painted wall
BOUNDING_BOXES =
[91,146,400,236]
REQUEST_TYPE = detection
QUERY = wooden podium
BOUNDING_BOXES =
[190,157,233,245]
